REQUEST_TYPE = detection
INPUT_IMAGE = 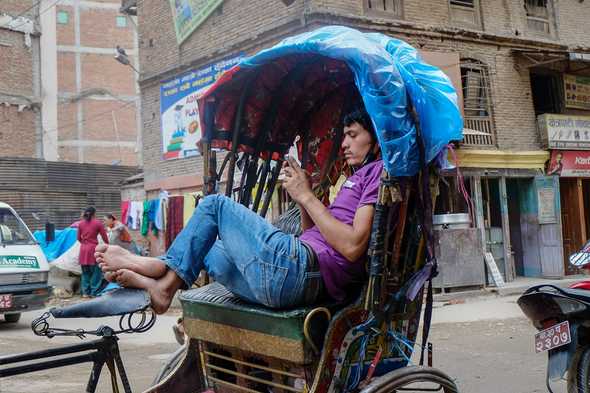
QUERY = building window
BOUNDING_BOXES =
[57,10,69,24]
[116,15,128,28]
[460,59,495,146]
[524,0,553,35]
[449,0,481,28]
[364,0,403,18]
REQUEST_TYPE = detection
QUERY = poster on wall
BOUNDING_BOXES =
[564,74,590,111]
[548,150,590,177]
[535,176,558,225]
[169,0,224,44]
[160,54,243,160]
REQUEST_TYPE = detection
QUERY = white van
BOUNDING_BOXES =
[0,202,51,323]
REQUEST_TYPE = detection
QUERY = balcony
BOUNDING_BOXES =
[463,117,495,146]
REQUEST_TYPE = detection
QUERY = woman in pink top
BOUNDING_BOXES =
[77,207,109,297]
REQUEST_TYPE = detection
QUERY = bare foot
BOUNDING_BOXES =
[95,245,133,272]
[96,245,167,279]
[115,269,174,314]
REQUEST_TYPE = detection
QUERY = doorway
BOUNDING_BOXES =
[506,179,525,277]
[560,178,587,275]
[481,178,506,279]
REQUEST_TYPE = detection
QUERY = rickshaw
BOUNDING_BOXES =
[0,26,463,393]
[147,26,463,393]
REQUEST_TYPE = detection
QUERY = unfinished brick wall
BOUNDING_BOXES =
[54,0,139,165]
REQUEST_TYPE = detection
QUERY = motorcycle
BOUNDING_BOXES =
[518,240,590,393]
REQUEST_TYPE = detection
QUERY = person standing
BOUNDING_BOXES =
[77,207,109,297]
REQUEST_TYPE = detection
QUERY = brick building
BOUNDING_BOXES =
[134,0,590,283]
[0,1,141,231]
[1,0,139,166]
[44,0,140,165]
[0,1,42,159]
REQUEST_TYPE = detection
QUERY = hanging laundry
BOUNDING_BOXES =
[141,200,150,237]
[148,199,160,235]
[121,201,130,226]
[166,196,184,249]
[155,190,169,231]
[128,201,143,230]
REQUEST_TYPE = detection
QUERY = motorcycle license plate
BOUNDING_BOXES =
[535,321,571,353]
[0,294,12,309]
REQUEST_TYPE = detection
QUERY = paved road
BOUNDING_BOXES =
[0,294,557,393]
[426,294,553,393]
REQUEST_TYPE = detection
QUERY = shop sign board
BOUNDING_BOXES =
[535,177,557,224]
[538,113,590,150]
[169,0,224,44]
[548,150,590,178]
[160,54,243,160]
[564,74,590,110]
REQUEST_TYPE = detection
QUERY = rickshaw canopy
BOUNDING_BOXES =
[198,25,463,177]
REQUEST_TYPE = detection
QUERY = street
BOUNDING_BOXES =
[1,294,553,393]
[428,295,548,393]
[0,304,181,393]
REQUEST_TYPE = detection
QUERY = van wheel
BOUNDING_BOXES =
[4,313,21,323]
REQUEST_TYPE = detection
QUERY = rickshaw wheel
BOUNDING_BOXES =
[360,366,459,393]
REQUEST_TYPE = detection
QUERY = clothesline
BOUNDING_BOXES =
[121,191,203,246]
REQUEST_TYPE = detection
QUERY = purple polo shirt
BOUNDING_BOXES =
[300,160,383,302]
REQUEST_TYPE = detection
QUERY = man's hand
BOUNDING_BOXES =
[282,157,313,205]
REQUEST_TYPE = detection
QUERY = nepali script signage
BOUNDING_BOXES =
[548,150,590,177]
[170,0,224,44]
[564,74,590,110]
[160,54,243,160]
[538,114,590,150]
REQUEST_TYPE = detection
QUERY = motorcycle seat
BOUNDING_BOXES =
[526,284,590,304]
[49,288,151,318]
[559,287,590,303]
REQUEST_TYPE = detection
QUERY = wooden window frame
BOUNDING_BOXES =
[363,0,404,19]
[524,0,556,37]
[460,59,496,147]
[449,0,482,30]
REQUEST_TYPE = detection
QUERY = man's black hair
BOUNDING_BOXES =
[343,108,376,141]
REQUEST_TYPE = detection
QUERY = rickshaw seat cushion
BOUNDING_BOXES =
[180,282,335,363]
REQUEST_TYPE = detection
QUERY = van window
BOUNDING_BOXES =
[0,208,35,245]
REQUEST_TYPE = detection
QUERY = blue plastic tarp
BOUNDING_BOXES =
[237,26,463,176]
[33,228,78,262]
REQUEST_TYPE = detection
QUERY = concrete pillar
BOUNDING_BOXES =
[40,0,59,161]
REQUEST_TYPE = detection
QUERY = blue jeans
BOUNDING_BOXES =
[160,195,320,308]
